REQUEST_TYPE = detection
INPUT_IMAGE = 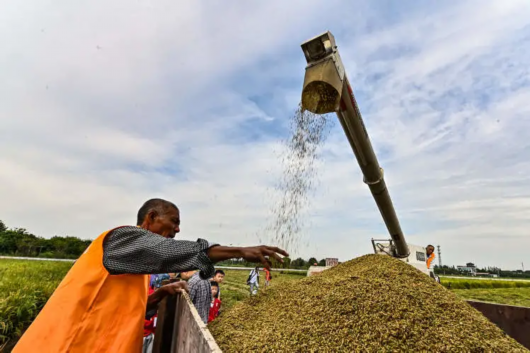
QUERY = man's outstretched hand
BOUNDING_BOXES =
[240,246,289,270]
[207,245,289,270]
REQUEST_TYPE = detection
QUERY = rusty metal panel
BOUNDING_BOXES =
[467,300,530,349]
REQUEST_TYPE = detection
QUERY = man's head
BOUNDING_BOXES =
[426,245,435,256]
[137,198,180,238]
[211,270,225,283]
[179,270,196,280]
[211,281,219,298]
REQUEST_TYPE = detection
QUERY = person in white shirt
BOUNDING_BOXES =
[247,266,259,295]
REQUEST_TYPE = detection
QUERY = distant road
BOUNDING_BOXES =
[0,255,75,262]
[440,275,530,282]
[0,256,308,272]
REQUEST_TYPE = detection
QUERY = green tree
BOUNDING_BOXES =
[307,257,318,266]
[0,230,20,254]
[318,259,326,266]
[0,222,91,258]
[291,257,306,269]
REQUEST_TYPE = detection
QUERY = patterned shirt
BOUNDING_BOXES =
[188,272,212,324]
[150,274,170,289]
[102,226,216,280]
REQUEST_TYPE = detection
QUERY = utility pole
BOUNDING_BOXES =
[437,245,442,268]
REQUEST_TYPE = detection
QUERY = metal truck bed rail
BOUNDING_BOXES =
[153,292,222,353]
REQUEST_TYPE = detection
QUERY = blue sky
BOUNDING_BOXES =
[1,0,529,269]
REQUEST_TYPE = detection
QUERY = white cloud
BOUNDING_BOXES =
[1,0,529,269]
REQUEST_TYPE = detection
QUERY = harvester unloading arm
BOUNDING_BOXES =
[300,31,410,259]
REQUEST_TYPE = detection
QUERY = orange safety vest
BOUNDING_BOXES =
[13,227,149,353]
[426,252,435,270]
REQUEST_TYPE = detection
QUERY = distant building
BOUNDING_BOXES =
[325,258,339,267]
[457,262,477,275]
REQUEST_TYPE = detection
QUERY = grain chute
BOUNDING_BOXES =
[300,31,432,275]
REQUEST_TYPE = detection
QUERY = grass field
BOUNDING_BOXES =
[452,288,530,307]
[440,277,530,289]
[0,259,72,349]
[219,269,306,311]
[1,259,529,350]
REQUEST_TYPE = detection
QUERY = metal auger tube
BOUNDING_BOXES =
[300,31,410,258]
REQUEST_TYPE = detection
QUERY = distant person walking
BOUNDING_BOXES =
[264,268,271,287]
[247,266,260,295]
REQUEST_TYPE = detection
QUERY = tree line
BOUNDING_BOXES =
[217,257,328,269]
[0,220,91,259]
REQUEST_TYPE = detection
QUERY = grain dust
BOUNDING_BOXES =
[263,103,332,254]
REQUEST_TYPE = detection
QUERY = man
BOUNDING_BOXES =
[247,266,259,295]
[14,198,287,353]
[264,267,271,287]
[426,244,436,279]
[188,270,213,324]
[210,269,225,299]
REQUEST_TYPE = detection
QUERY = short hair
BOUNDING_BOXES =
[214,270,225,276]
[210,281,219,288]
[427,244,435,250]
[136,198,178,226]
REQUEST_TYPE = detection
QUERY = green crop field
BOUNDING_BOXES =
[0,259,73,350]
[437,277,530,307]
[219,269,306,311]
[439,277,530,289]
[1,259,529,351]
[452,288,530,307]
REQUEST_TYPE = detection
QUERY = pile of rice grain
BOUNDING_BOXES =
[209,254,527,352]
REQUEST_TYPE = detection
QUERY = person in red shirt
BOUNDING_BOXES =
[208,281,222,323]
[264,268,272,287]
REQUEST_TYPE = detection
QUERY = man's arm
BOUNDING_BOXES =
[103,226,217,279]
[206,245,287,270]
[103,226,289,279]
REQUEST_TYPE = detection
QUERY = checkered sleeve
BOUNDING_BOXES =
[102,226,217,279]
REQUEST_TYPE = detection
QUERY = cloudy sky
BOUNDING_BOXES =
[1,1,529,269]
